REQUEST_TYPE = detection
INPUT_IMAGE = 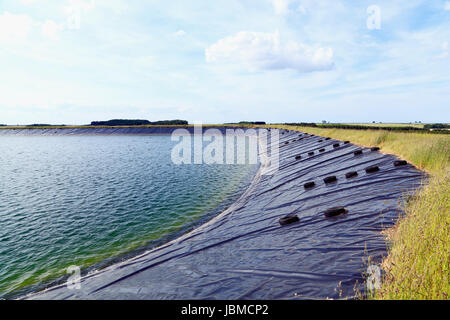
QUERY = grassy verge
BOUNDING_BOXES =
[261,125,449,300]
[341,123,425,128]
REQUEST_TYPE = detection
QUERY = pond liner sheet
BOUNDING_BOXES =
[4,127,426,300]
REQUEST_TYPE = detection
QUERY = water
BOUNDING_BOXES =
[0,135,258,298]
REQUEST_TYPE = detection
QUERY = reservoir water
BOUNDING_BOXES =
[0,135,258,298]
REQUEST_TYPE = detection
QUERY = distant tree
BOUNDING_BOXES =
[91,119,151,126]
[238,121,266,125]
[284,122,318,127]
[150,120,189,125]
[424,123,450,129]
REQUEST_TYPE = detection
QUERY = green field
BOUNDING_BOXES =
[342,123,425,128]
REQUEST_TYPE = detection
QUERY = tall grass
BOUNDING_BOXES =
[260,125,449,300]
[377,173,449,299]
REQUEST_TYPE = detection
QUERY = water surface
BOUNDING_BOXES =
[0,135,258,298]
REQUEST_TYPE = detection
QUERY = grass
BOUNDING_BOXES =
[342,123,425,129]
[377,173,449,299]
[258,124,449,300]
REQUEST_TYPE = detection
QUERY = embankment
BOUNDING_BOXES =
[8,126,427,299]
[0,126,228,136]
[261,125,449,300]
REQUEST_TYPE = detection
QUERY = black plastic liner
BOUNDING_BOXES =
[9,127,426,300]
[0,126,237,136]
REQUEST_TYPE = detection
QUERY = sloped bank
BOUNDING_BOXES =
[262,125,449,299]
[12,127,425,299]
[0,126,226,136]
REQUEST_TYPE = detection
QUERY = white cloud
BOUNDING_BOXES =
[445,2,450,10]
[205,31,334,73]
[272,0,306,15]
[0,11,34,41]
[0,12,63,42]
[437,41,449,59]
[41,20,64,40]
[67,0,95,11]
[63,0,94,15]
[273,0,292,15]
[174,30,186,37]
[91,0,128,14]
[297,5,307,14]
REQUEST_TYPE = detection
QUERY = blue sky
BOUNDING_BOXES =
[0,0,449,125]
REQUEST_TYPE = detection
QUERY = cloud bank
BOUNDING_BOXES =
[273,0,291,15]
[0,11,64,41]
[0,11,34,41]
[205,31,334,73]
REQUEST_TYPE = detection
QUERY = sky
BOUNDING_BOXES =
[0,0,449,125]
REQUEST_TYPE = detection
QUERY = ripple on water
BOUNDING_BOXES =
[0,135,258,298]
